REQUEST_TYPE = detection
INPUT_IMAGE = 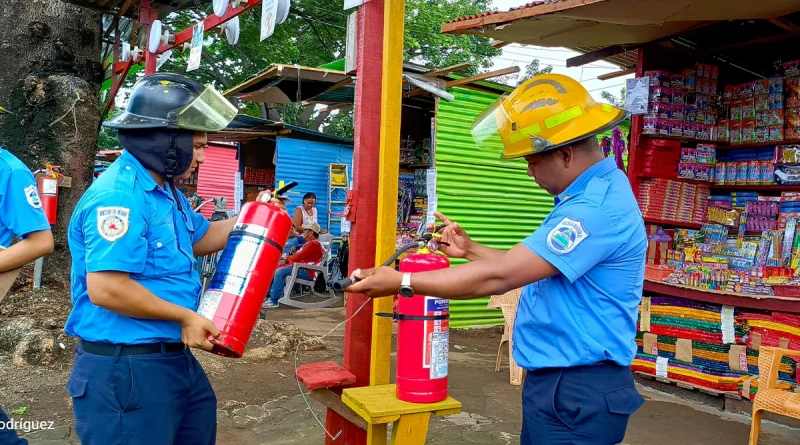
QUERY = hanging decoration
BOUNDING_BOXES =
[611,126,627,173]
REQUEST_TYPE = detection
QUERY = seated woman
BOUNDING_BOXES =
[283,192,326,254]
[263,222,325,309]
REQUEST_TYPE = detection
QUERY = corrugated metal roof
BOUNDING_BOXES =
[436,87,555,328]
[444,1,638,68]
[197,145,238,219]
[275,138,354,247]
[444,1,555,24]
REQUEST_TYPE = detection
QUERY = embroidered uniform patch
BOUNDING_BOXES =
[24,185,42,209]
[546,217,589,254]
[97,207,130,242]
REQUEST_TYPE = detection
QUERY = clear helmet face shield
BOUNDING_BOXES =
[470,94,555,161]
[171,85,238,132]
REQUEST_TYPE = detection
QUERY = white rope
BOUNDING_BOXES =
[292,297,373,440]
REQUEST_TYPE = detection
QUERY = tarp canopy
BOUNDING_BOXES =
[442,0,800,50]
[226,61,513,107]
[224,64,353,104]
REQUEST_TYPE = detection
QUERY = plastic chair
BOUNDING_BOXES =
[749,346,800,444]
[487,288,524,385]
[278,233,341,308]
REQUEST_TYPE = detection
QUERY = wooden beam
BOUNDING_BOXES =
[405,66,519,99]
[492,40,511,49]
[104,0,137,38]
[567,45,629,68]
[441,0,609,34]
[308,390,368,431]
[320,78,354,95]
[597,67,635,81]
[767,17,800,34]
[444,66,519,88]
[430,62,472,76]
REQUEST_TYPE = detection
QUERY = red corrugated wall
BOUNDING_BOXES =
[197,144,238,219]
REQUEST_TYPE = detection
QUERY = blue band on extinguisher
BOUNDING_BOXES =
[376,313,450,321]
[230,227,284,252]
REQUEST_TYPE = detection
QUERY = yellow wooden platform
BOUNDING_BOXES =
[342,384,462,445]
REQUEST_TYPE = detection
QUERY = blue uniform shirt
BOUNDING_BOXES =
[0,148,51,247]
[65,151,210,344]
[512,157,647,371]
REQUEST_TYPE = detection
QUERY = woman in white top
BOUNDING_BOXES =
[293,192,319,234]
[284,193,326,254]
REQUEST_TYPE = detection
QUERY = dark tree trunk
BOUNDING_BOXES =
[0,0,103,287]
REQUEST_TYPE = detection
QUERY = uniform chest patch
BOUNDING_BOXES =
[97,207,130,242]
[546,217,589,254]
[24,185,42,209]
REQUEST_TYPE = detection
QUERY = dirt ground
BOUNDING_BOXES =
[2,299,800,444]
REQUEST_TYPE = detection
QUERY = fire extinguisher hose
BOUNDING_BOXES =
[332,241,421,292]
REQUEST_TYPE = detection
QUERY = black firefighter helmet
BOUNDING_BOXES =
[103,73,237,210]
[103,73,236,132]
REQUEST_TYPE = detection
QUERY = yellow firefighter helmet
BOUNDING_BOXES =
[471,73,627,160]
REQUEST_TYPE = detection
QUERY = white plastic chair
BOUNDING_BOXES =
[277,233,341,308]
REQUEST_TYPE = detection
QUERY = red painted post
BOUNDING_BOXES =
[139,0,157,75]
[324,1,385,444]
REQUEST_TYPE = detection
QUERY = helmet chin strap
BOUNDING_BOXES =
[165,133,183,212]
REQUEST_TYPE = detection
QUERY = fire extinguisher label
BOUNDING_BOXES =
[423,297,449,379]
[197,291,223,320]
[208,223,267,295]
[42,178,58,195]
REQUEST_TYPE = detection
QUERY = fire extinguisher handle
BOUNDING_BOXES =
[275,181,299,196]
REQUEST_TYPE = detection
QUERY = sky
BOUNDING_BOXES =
[486,0,633,103]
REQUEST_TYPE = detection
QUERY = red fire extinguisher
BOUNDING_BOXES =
[35,165,61,225]
[395,246,450,403]
[196,181,297,358]
[334,227,451,403]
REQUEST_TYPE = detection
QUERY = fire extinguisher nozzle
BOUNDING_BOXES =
[332,278,353,292]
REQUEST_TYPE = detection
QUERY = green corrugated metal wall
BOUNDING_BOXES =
[435,87,555,328]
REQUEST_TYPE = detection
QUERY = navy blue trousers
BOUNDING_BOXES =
[66,344,216,445]
[0,407,28,445]
[521,362,644,445]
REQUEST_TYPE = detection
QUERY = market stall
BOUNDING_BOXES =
[442,0,800,409]
[627,36,800,400]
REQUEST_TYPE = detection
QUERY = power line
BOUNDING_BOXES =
[587,82,627,93]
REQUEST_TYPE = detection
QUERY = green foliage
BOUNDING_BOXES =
[97,108,121,151]
[600,87,627,107]
[517,59,553,85]
[10,407,29,415]
[111,0,500,139]
[404,0,500,76]
[324,109,354,139]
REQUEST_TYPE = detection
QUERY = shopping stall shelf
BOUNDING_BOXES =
[643,280,800,313]
[708,184,800,191]
[643,218,702,229]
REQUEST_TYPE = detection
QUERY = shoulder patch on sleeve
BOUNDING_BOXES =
[546,217,589,254]
[24,184,42,209]
[97,206,130,241]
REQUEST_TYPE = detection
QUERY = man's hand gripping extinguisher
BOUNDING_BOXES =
[333,227,452,403]
[196,181,298,358]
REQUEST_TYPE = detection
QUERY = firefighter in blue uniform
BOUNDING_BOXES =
[0,106,55,445]
[63,74,248,445]
[345,74,648,444]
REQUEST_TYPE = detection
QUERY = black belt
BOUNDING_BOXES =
[80,340,186,356]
